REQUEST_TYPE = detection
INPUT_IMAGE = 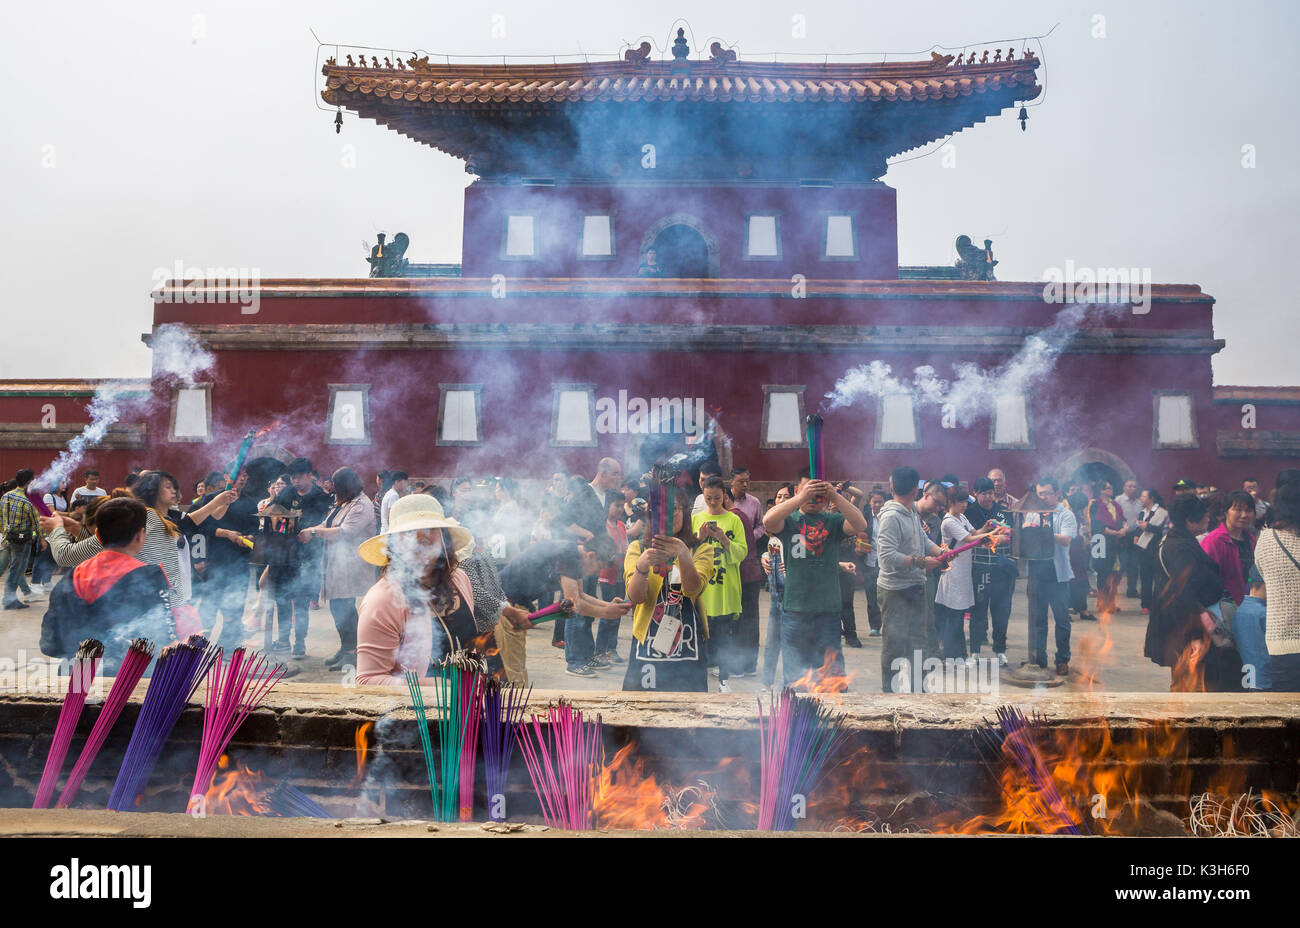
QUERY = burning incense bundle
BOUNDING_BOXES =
[33,639,104,809]
[267,781,333,819]
[406,652,490,822]
[938,526,1013,563]
[525,599,574,624]
[57,639,155,808]
[107,637,217,812]
[458,667,485,821]
[756,688,851,832]
[187,648,287,812]
[481,680,531,822]
[975,705,1088,835]
[225,429,258,489]
[805,414,824,480]
[405,671,441,816]
[517,700,604,830]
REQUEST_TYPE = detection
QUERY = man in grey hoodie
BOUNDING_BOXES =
[877,466,946,692]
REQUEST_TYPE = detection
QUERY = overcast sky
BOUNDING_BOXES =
[3,0,1295,384]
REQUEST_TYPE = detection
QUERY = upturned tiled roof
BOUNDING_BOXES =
[321,49,1039,106]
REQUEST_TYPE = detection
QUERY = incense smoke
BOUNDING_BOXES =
[37,324,214,488]
[823,300,1121,424]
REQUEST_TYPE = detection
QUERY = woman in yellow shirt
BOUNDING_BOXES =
[623,487,715,692]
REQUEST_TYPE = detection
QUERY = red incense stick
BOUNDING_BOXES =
[33,639,103,809]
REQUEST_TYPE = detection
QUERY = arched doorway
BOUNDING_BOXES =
[640,214,720,278]
[1057,448,1136,495]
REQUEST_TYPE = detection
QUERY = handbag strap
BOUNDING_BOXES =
[1273,529,1300,573]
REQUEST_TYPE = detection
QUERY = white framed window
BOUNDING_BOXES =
[503,213,538,258]
[876,394,920,449]
[822,212,857,259]
[326,384,371,445]
[551,382,597,447]
[760,385,806,449]
[579,214,614,258]
[437,384,483,447]
[745,214,781,259]
[168,384,212,442]
[990,393,1034,450]
[1153,391,1197,448]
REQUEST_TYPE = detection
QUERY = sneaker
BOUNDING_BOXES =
[23,589,47,602]
[292,642,307,658]
[2,601,28,610]
[585,656,612,670]
[1056,662,1070,676]
[709,666,720,677]
[1080,613,1097,622]
[551,640,566,649]
[996,652,1009,667]
[718,678,731,693]
[565,665,597,678]
[597,650,624,664]
[844,636,864,649]
[324,648,346,669]
[271,640,291,654]
[1141,607,1150,615]
[867,628,881,637]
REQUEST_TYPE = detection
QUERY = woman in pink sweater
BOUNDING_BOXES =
[355,495,477,686]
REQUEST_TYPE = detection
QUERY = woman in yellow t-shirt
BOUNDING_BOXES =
[623,487,715,692]
[691,476,748,684]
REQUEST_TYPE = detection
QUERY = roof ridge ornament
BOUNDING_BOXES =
[709,41,737,64]
[624,41,652,65]
[671,27,690,61]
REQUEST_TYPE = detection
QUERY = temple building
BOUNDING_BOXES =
[3,32,1298,491]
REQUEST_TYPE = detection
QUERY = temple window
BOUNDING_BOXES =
[876,394,920,449]
[1153,391,1197,448]
[580,215,614,257]
[990,394,1034,449]
[551,382,597,447]
[760,385,806,448]
[504,214,537,258]
[168,384,212,442]
[823,213,857,259]
[745,214,781,259]
[437,384,483,446]
[326,384,371,445]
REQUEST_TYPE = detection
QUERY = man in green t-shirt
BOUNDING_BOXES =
[692,476,748,686]
[763,475,868,686]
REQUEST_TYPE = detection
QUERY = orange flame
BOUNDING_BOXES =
[1171,637,1209,692]
[201,754,273,816]
[788,648,855,694]
[591,742,742,830]
[353,721,374,786]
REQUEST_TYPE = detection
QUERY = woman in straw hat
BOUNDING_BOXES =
[354,494,494,685]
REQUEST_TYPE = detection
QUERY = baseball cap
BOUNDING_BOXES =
[1173,478,1199,491]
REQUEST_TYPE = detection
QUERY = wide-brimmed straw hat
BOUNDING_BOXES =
[358,495,475,566]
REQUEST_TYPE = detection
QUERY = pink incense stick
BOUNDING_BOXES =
[56,639,154,808]
[936,528,1011,563]
[33,640,103,809]
[187,648,286,812]
[526,599,574,623]
[458,670,484,821]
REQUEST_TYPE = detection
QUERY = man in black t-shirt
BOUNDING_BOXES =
[271,458,331,657]
[194,472,259,649]
[497,536,631,678]
[558,459,624,671]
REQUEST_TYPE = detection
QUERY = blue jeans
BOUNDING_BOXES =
[595,579,622,656]
[779,610,842,687]
[2,542,33,604]
[1233,596,1271,690]
[565,575,600,670]
[934,603,968,660]
[1027,561,1071,666]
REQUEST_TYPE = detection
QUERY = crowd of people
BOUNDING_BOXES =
[2,455,1297,694]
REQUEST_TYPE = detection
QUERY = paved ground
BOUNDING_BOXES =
[0,580,1170,694]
